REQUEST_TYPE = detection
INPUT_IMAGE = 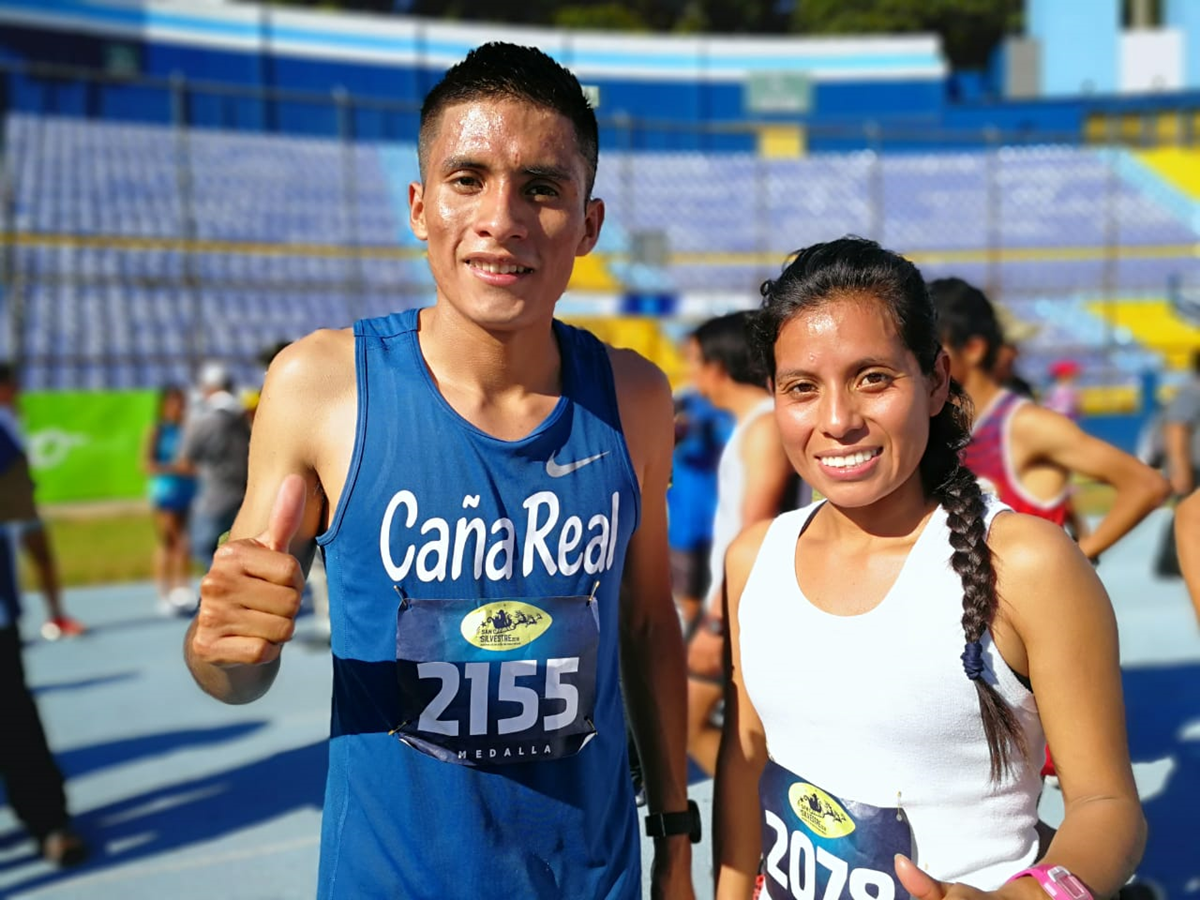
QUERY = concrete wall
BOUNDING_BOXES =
[1027,0,1120,96]
[1120,28,1184,93]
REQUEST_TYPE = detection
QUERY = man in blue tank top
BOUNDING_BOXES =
[184,43,695,899]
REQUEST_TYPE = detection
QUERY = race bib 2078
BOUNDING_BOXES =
[759,760,914,900]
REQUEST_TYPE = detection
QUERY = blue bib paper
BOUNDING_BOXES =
[394,593,599,766]
[759,759,914,900]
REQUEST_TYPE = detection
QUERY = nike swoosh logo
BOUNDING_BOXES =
[545,451,609,478]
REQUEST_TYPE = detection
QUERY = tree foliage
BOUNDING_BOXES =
[791,0,1024,69]
[553,4,651,32]
[255,0,1025,68]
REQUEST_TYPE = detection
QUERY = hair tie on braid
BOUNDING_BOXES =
[961,640,985,681]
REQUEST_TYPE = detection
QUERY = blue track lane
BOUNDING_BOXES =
[0,508,1194,899]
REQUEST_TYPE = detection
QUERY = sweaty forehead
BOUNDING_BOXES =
[800,294,897,334]
[778,295,906,361]
[425,98,584,171]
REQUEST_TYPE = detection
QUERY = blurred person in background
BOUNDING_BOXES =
[144,385,197,615]
[930,278,1169,562]
[0,374,88,867]
[989,312,1091,546]
[991,305,1037,400]
[1157,349,1200,579]
[176,361,251,579]
[684,311,805,777]
[1044,359,1083,420]
[931,277,1169,791]
[0,362,84,640]
[668,388,729,630]
[1042,357,1090,544]
[240,388,261,429]
[1176,488,1200,621]
[1164,349,1200,499]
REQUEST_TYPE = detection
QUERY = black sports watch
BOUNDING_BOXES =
[644,800,702,843]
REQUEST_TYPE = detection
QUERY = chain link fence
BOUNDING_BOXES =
[2,61,1198,403]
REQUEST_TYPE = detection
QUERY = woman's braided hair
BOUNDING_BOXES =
[750,236,1026,781]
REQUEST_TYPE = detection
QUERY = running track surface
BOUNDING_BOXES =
[0,509,1195,899]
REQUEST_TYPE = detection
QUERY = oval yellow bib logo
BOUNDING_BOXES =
[461,602,553,651]
[787,782,856,839]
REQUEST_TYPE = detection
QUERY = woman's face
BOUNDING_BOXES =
[771,293,949,511]
[163,392,185,422]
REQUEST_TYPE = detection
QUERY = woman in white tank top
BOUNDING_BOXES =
[714,238,1144,900]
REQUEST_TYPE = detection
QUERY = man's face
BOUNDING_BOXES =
[409,98,603,334]
[684,337,720,401]
[0,379,16,407]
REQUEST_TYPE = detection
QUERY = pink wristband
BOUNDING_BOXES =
[1007,865,1093,900]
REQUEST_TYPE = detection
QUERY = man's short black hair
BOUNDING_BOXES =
[692,311,767,388]
[0,361,14,385]
[418,42,599,196]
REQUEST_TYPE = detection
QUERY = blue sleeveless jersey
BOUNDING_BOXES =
[148,422,196,512]
[316,308,642,899]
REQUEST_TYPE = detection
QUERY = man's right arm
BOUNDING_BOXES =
[184,475,309,703]
[185,332,351,703]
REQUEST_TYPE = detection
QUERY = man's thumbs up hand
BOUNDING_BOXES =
[190,476,309,669]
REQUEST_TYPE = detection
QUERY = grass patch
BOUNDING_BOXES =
[1072,480,1116,517]
[19,511,159,590]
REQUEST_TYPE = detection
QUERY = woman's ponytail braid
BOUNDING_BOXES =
[923,385,1027,781]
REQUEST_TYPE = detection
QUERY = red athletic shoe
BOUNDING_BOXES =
[41,616,87,640]
[1041,744,1057,779]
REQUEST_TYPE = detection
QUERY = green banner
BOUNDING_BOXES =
[18,390,158,503]
[745,71,812,114]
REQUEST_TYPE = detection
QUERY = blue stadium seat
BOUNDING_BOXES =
[7,111,1198,389]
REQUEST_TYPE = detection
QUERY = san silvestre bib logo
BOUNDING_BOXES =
[788,782,856,839]
[460,602,553,650]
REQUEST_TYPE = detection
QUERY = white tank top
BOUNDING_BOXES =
[739,499,1045,888]
[706,397,776,610]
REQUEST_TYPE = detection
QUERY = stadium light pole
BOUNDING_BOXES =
[0,120,19,381]
[984,125,1002,304]
[865,119,883,244]
[170,70,203,382]
[334,86,363,326]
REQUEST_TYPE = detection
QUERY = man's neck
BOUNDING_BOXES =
[717,383,771,422]
[417,305,562,400]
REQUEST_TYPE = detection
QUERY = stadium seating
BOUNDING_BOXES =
[4,112,1198,392]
